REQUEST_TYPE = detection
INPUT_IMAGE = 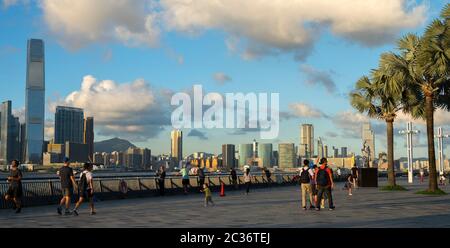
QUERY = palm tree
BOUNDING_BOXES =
[387,5,450,192]
[350,60,407,187]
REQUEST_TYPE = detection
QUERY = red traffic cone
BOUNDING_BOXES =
[220,182,226,197]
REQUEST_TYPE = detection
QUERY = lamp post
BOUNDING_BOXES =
[435,127,450,175]
[399,122,420,184]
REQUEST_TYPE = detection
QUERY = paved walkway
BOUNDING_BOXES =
[1,179,450,227]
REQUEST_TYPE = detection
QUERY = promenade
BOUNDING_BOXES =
[1,178,450,228]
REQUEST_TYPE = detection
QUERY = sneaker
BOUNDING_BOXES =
[90,211,96,215]
[72,209,78,216]
[329,207,335,211]
[315,208,320,211]
[309,206,315,210]
[12,205,17,211]
[57,206,62,215]
[302,207,307,211]
[64,210,72,216]
[349,193,353,196]
[15,208,21,214]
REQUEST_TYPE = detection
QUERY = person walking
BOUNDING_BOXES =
[346,174,354,196]
[419,168,424,183]
[300,160,315,210]
[72,163,96,216]
[230,168,238,189]
[244,168,251,195]
[57,157,77,215]
[315,158,335,211]
[264,167,272,184]
[198,166,206,192]
[180,165,190,195]
[156,166,166,196]
[203,183,215,207]
[351,164,359,189]
[4,160,23,213]
[337,167,342,180]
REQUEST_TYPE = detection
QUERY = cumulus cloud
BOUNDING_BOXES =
[12,107,25,123]
[162,0,426,59]
[187,129,208,140]
[213,72,232,85]
[288,103,327,118]
[39,0,160,49]
[300,64,337,94]
[1,0,27,8]
[48,75,171,142]
[7,0,425,60]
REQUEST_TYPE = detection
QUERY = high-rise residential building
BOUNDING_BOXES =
[55,106,84,144]
[141,148,151,170]
[258,143,273,167]
[362,122,376,164]
[238,144,253,167]
[25,39,45,164]
[222,144,235,169]
[252,139,258,159]
[324,145,329,158]
[0,101,20,165]
[126,148,143,169]
[171,130,182,164]
[341,147,348,158]
[299,124,314,158]
[64,141,89,163]
[278,143,296,168]
[83,117,94,162]
[332,146,339,158]
[317,137,324,159]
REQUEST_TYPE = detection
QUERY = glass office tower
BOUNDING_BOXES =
[24,39,45,164]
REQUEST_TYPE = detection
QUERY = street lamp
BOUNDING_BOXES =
[435,127,450,175]
[399,122,420,184]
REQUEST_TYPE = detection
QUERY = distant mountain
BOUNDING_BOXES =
[94,138,136,153]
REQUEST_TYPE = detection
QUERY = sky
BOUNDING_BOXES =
[0,0,449,158]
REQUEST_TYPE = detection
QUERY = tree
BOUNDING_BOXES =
[350,59,409,187]
[388,4,450,192]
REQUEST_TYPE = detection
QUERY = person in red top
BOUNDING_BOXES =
[314,158,335,211]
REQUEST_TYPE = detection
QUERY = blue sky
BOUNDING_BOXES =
[0,0,449,158]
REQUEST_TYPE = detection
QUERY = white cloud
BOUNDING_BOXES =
[39,0,160,49]
[288,103,327,118]
[48,75,171,141]
[1,0,27,8]
[162,0,426,59]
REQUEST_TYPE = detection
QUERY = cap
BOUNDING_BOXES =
[64,157,70,163]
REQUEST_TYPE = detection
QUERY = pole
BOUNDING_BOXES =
[399,122,420,184]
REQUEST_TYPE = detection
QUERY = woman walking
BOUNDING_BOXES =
[244,168,251,195]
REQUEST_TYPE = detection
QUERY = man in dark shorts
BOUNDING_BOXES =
[4,160,23,213]
[57,157,77,215]
[72,162,95,216]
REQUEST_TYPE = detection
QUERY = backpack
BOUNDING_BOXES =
[316,168,330,186]
[300,169,310,183]
[78,172,88,190]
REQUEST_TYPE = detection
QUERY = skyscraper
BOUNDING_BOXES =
[0,101,20,165]
[332,146,339,158]
[299,124,314,158]
[278,143,296,168]
[324,145,329,158]
[341,147,348,158]
[171,130,182,164]
[222,144,235,169]
[317,137,324,159]
[83,117,94,162]
[25,39,45,164]
[362,123,376,164]
[54,106,84,144]
[238,144,253,167]
[258,143,273,168]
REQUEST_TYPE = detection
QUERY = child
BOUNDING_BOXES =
[346,174,354,196]
[203,183,215,207]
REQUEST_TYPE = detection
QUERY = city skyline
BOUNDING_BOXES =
[0,1,449,158]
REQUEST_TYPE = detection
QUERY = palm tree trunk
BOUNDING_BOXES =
[386,118,396,187]
[425,94,438,192]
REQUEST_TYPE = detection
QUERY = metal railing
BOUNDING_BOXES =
[0,173,299,209]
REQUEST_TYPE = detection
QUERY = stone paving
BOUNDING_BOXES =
[1,178,450,228]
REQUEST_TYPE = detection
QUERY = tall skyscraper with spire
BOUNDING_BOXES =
[24,39,45,164]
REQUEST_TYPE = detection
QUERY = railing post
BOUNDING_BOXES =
[99,180,104,193]
[49,180,54,197]
[137,177,142,191]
